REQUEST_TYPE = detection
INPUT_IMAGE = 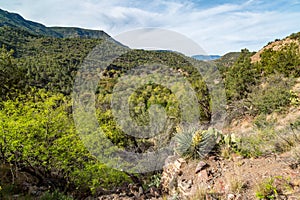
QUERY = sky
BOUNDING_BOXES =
[1,0,300,55]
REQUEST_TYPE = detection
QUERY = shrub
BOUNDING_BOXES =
[258,42,300,77]
[0,89,130,195]
[255,177,278,199]
[248,74,294,115]
[255,176,291,200]
[225,48,258,101]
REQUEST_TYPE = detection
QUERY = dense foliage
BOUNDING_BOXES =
[0,24,213,198]
[219,39,300,119]
[2,8,300,199]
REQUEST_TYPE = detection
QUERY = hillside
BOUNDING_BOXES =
[1,8,300,200]
[251,35,300,63]
[213,52,241,67]
[0,9,214,199]
[0,8,110,39]
[157,35,300,199]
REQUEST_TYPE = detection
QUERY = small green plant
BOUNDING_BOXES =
[218,132,250,159]
[226,167,247,195]
[0,184,22,199]
[255,178,278,199]
[147,173,161,188]
[289,90,300,106]
[39,190,73,200]
[229,178,246,195]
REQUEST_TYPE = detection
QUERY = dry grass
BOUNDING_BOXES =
[225,163,247,196]
[188,187,208,200]
[291,144,300,168]
[188,187,223,200]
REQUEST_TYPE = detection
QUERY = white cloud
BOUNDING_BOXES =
[1,0,300,55]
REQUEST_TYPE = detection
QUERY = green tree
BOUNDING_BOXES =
[225,49,258,101]
[0,89,129,194]
[0,46,23,100]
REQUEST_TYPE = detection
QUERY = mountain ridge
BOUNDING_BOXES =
[0,8,111,39]
[192,54,221,61]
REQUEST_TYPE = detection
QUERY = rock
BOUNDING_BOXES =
[174,158,186,170]
[227,193,235,200]
[178,179,193,196]
[161,158,186,195]
[195,161,208,174]
[197,169,209,182]
[235,194,243,200]
[231,153,243,162]
[164,155,178,166]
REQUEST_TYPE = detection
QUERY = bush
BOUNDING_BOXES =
[225,48,258,101]
[0,89,130,195]
[248,74,294,115]
[255,176,291,200]
[255,177,278,199]
[258,42,300,77]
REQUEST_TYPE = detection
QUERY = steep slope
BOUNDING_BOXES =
[0,8,60,37]
[159,32,300,200]
[251,33,300,63]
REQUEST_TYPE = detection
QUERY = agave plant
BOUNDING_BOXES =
[174,125,222,159]
[195,128,221,158]
[174,125,195,157]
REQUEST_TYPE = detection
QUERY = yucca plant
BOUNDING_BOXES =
[174,125,221,159]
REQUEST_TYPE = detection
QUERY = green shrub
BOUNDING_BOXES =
[255,177,278,199]
[248,74,294,115]
[255,176,291,200]
[0,89,130,194]
[225,48,258,101]
[258,42,300,77]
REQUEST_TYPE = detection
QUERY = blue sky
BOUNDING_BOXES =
[1,0,300,55]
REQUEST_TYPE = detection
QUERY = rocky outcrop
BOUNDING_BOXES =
[161,156,215,199]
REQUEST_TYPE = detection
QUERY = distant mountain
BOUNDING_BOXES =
[192,55,221,61]
[49,27,110,39]
[0,8,60,37]
[0,8,111,39]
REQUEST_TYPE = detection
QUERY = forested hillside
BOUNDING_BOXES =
[0,8,110,39]
[0,9,214,198]
[1,8,300,200]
